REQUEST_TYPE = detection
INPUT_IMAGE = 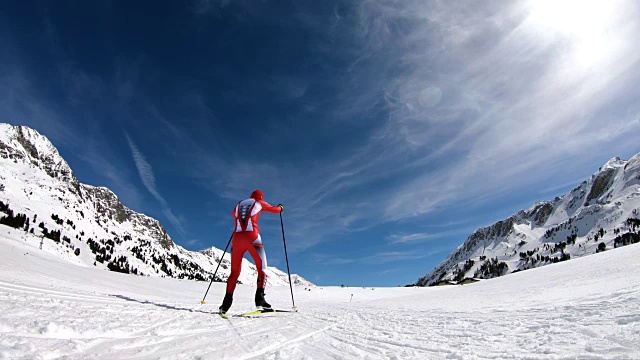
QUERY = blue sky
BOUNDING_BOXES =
[1,1,640,287]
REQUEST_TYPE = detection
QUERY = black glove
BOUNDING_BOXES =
[277,204,284,211]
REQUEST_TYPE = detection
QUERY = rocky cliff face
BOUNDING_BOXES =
[87,185,174,249]
[0,123,313,287]
[417,154,640,286]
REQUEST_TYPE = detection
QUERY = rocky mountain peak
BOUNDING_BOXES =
[0,124,76,184]
[417,152,640,286]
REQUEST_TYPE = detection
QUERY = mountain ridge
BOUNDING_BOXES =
[417,152,640,286]
[0,123,313,287]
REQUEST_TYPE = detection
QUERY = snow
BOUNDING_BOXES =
[2,228,639,359]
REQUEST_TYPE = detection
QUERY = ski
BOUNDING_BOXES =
[218,308,297,318]
[239,308,297,317]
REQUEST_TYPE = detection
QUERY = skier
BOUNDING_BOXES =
[219,189,284,315]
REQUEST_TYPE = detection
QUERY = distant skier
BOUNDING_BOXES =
[219,189,283,315]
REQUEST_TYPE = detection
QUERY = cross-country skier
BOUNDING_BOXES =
[219,189,283,315]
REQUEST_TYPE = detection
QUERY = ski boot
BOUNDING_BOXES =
[219,293,233,317]
[255,288,271,309]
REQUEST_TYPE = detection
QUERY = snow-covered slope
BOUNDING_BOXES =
[1,226,639,359]
[0,123,312,287]
[418,153,640,286]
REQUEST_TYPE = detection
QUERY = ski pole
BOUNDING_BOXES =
[279,212,297,311]
[200,233,233,304]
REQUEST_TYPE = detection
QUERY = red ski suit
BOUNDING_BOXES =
[226,197,282,294]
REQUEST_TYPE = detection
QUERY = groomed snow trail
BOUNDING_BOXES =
[1,230,639,359]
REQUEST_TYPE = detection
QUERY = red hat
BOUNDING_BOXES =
[250,189,264,201]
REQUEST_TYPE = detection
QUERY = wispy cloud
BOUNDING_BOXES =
[124,132,159,198]
[388,233,434,245]
[124,131,187,237]
[0,65,76,145]
[268,75,308,100]
[184,239,203,247]
[311,253,356,265]
[362,251,433,264]
[313,249,447,266]
[387,231,456,245]
[191,0,232,16]
[303,0,640,224]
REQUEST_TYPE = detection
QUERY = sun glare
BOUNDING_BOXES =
[527,0,621,69]
[529,0,611,36]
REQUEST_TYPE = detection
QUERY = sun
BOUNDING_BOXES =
[526,0,621,68]
[528,0,610,36]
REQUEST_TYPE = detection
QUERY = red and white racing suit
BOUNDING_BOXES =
[225,198,282,294]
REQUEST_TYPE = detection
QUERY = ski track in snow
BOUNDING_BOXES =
[1,231,640,359]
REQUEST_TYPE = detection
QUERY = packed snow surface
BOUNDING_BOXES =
[1,229,639,359]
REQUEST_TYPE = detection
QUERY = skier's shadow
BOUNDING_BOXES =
[110,294,213,315]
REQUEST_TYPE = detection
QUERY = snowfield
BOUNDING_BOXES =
[1,228,639,359]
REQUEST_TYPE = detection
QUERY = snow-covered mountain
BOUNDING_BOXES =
[0,123,313,287]
[417,153,640,286]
